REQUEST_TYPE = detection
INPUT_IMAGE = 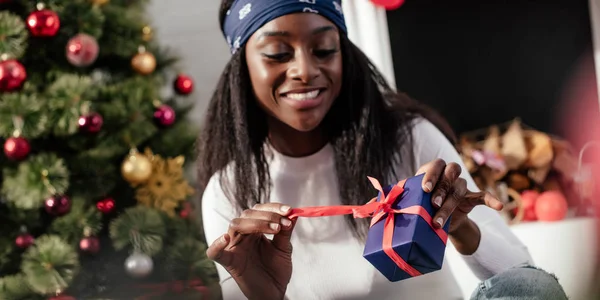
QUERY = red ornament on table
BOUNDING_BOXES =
[66,33,99,67]
[26,8,60,37]
[44,195,71,216]
[0,59,27,92]
[15,233,34,249]
[173,74,194,95]
[518,190,539,221]
[96,197,115,214]
[370,0,405,10]
[535,190,568,222]
[78,112,103,133]
[3,136,30,161]
[153,104,176,127]
[79,236,100,254]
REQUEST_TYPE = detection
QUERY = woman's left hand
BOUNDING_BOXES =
[417,158,504,234]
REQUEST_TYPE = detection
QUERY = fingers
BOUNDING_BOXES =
[206,234,232,266]
[272,218,297,254]
[417,159,447,192]
[430,162,462,208]
[229,208,293,237]
[432,178,468,228]
[464,191,504,211]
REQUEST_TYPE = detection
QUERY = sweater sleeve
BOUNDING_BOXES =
[201,172,248,300]
[409,118,534,280]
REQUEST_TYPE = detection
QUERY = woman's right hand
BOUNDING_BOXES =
[206,203,296,300]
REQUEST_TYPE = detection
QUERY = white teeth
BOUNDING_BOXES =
[284,90,320,101]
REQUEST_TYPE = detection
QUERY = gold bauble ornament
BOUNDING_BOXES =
[121,149,152,184]
[131,47,156,75]
[142,25,153,42]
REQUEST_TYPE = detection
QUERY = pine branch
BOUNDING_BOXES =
[97,4,147,58]
[109,206,167,256]
[1,153,70,209]
[164,238,216,281]
[0,11,27,59]
[46,74,96,136]
[0,92,50,138]
[0,236,16,273]
[0,274,40,300]
[58,0,105,39]
[21,235,80,295]
[64,155,117,199]
[49,196,102,246]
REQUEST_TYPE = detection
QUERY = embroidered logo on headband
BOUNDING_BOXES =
[223,0,346,54]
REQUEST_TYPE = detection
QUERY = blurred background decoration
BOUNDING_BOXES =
[0,0,218,299]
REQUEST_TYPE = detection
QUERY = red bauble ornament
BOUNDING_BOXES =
[3,136,30,161]
[15,233,34,249]
[535,190,568,222]
[78,112,103,133]
[518,190,539,221]
[79,236,100,254]
[66,33,99,67]
[0,59,27,92]
[153,104,176,127]
[26,9,60,37]
[96,197,115,214]
[173,74,194,95]
[44,195,71,216]
[370,0,405,10]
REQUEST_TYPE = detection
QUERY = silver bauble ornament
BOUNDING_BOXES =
[124,252,153,278]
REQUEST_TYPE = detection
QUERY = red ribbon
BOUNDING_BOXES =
[135,279,209,300]
[288,176,448,278]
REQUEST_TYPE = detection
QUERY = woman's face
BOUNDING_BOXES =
[245,13,343,133]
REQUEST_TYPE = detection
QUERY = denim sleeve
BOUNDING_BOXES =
[408,118,534,280]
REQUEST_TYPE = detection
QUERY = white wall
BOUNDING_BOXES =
[146,0,230,125]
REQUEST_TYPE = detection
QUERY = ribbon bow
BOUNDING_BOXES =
[288,176,448,278]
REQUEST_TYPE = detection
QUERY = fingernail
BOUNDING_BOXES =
[436,217,444,227]
[281,218,292,227]
[220,235,227,243]
[434,196,442,207]
[281,205,291,213]
[424,182,433,192]
[270,223,280,230]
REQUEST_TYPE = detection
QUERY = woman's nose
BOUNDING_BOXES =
[288,51,320,83]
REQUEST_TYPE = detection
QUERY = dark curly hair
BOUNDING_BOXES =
[198,0,456,239]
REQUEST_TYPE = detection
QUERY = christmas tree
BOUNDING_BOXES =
[0,0,218,299]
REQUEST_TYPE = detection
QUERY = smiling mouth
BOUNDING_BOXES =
[281,89,322,101]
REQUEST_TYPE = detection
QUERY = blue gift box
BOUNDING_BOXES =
[362,174,450,282]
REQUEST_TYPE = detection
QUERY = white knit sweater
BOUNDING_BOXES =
[202,119,533,300]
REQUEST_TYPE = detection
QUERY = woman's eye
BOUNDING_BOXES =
[262,53,290,61]
[314,49,338,58]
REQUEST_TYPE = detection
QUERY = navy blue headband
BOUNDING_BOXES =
[223,0,346,54]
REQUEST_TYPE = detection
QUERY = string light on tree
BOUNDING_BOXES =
[131,46,156,75]
[0,55,27,92]
[66,33,99,67]
[121,148,153,184]
[173,73,194,95]
[26,3,60,37]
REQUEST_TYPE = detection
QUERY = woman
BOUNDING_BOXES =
[198,0,568,299]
